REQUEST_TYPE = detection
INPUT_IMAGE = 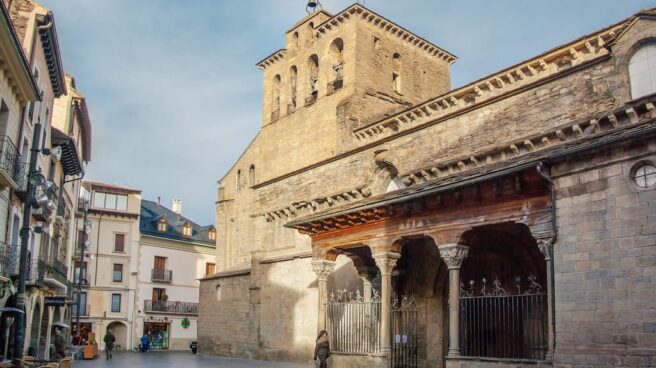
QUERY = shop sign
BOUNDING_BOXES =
[45,296,66,307]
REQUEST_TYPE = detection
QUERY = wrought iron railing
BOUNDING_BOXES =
[0,136,20,181]
[43,259,69,286]
[327,289,381,354]
[144,300,198,315]
[151,268,172,282]
[13,161,28,195]
[391,296,419,368]
[459,276,548,360]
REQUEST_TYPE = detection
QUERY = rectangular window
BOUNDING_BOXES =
[113,264,123,282]
[77,229,85,249]
[105,194,117,209]
[74,261,87,283]
[74,292,88,316]
[114,233,125,252]
[154,256,166,270]
[205,263,216,276]
[93,192,105,209]
[152,287,165,303]
[116,195,128,211]
[111,294,121,313]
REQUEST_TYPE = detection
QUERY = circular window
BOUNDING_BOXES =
[633,163,656,188]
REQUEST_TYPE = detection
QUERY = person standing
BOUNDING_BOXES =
[313,330,330,368]
[103,329,115,360]
[53,328,66,360]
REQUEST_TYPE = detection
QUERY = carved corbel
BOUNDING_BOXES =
[536,237,554,261]
[311,259,336,281]
[373,252,401,276]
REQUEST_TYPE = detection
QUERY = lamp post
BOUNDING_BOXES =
[0,307,23,360]
[12,121,58,359]
[12,121,42,359]
[75,201,89,340]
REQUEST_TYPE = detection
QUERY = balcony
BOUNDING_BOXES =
[144,300,198,315]
[43,259,69,290]
[0,136,20,190]
[25,259,44,286]
[0,242,12,280]
[151,268,172,283]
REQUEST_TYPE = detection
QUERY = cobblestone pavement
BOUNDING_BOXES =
[76,351,312,367]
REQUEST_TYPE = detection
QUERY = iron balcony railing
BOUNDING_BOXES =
[0,241,12,277]
[13,161,28,196]
[144,300,198,315]
[43,258,69,286]
[151,268,172,283]
[0,136,20,184]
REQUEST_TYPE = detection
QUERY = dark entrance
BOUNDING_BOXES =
[391,297,418,368]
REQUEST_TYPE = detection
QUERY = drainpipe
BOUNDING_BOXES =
[536,162,557,360]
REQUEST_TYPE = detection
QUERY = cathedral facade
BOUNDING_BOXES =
[198,4,656,368]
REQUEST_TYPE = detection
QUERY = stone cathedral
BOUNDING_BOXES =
[198,4,656,368]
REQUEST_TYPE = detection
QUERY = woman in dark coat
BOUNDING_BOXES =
[313,330,330,368]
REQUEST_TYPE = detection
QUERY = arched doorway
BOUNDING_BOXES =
[458,223,548,360]
[28,303,41,357]
[106,321,127,351]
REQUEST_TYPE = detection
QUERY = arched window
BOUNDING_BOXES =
[236,170,241,190]
[307,55,319,105]
[289,66,298,112]
[392,53,401,93]
[271,75,281,122]
[249,165,255,186]
[293,31,299,49]
[629,44,656,99]
[327,38,344,93]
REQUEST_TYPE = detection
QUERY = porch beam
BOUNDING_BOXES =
[373,252,401,356]
[438,243,469,357]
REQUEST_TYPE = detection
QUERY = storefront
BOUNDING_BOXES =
[143,322,169,349]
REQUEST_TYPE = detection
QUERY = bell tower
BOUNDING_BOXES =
[255,3,455,166]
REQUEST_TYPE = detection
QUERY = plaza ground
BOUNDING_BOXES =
[76,351,312,367]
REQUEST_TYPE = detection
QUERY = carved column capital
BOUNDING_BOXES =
[373,252,401,276]
[438,244,469,270]
[312,260,336,281]
[536,237,554,261]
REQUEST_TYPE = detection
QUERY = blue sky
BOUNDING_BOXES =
[39,0,655,225]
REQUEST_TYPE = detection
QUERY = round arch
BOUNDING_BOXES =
[106,321,128,351]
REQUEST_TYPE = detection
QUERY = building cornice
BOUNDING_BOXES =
[36,12,66,97]
[139,233,216,253]
[256,49,286,71]
[314,4,456,63]
[0,1,39,104]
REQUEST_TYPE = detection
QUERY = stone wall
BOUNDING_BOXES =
[551,138,656,368]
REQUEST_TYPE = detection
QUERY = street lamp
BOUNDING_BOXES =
[0,307,24,360]
[12,121,60,359]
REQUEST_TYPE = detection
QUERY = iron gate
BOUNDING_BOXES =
[327,289,381,354]
[390,296,418,368]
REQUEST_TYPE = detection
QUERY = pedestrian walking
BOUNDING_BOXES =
[140,334,150,352]
[313,330,330,368]
[53,328,66,360]
[103,329,116,360]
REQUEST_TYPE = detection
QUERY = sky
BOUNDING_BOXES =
[38,0,655,225]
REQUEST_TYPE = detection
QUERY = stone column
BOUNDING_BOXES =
[373,252,400,355]
[312,260,336,332]
[438,244,469,357]
[537,237,555,361]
